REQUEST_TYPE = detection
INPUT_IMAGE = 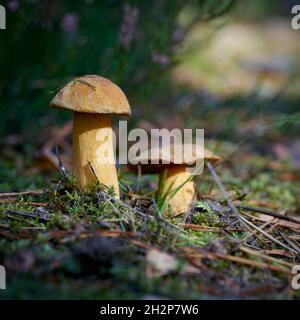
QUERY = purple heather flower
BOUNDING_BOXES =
[119,4,139,50]
[172,27,186,43]
[152,51,170,67]
[7,0,19,12]
[61,13,78,35]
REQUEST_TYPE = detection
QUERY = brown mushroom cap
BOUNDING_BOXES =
[127,143,221,174]
[50,75,131,115]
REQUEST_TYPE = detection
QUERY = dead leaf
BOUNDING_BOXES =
[146,248,199,277]
[146,249,179,276]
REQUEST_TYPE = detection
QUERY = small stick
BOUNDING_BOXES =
[7,210,49,222]
[241,245,293,267]
[206,162,251,232]
[279,232,300,254]
[54,146,69,179]
[88,160,99,182]
[0,189,44,198]
[24,202,49,207]
[181,223,243,233]
[241,215,273,243]
[185,248,291,274]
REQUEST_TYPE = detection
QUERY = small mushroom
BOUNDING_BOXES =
[50,75,131,198]
[128,144,220,215]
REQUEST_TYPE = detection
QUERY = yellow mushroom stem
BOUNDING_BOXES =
[72,112,119,198]
[159,166,196,216]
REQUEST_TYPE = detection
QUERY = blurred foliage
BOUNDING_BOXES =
[233,0,298,20]
[0,0,234,137]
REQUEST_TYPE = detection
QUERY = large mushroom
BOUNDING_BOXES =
[128,143,220,215]
[50,75,131,198]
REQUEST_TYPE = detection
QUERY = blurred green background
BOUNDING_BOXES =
[0,0,235,136]
[0,0,299,166]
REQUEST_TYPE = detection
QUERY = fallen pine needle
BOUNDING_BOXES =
[184,249,292,275]
[236,204,300,225]
[240,246,294,269]
[181,223,242,233]
[0,189,44,198]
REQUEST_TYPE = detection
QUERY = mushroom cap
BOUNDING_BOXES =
[50,75,131,115]
[127,143,221,174]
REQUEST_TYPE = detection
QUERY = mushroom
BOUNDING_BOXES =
[50,75,131,198]
[128,143,220,215]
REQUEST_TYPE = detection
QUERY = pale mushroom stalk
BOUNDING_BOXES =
[159,166,195,216]
[72,112,119,197]
[50,75,131,199]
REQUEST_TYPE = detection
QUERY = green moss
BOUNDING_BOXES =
[246,172,298,212]
[193,201,223,227]
[187,229,220,246]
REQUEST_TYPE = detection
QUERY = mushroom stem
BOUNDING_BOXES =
[159,166,196,216]
[72,112,119,198]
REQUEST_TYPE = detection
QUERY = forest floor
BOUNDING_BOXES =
[0,117,299,299]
